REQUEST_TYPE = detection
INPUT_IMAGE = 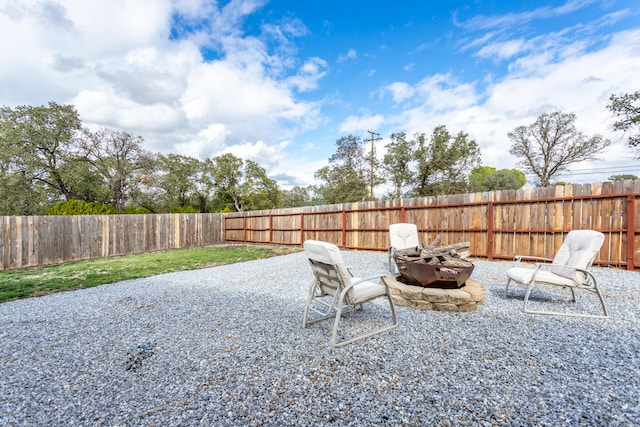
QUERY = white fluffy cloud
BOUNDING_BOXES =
[1,0,639,190]
[339,113,385,134]
[368,28,640,183]
[0,0,321,182]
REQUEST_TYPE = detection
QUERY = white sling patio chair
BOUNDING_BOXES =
[303,240,398,348]
[388,223,419,274]
[504,230,608,318]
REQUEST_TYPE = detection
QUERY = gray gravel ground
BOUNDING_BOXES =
[1,249,639,426]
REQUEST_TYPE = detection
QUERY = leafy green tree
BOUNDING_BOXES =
[315,135,369,204]
[281,186,312,207]
[607,91,640,156]
[155,154,201,211]
[382,132,415,199]
[280,185,324,208]
[77,128,155,213]
[136,155,216,213]
[194,158,217,212]
[468,166,496,192]
[0,170,50,215]
[0,116,43,215]
[468,166,526,192]
[483,169,526,190]
[508,111,610,187]
[240,160,282,211]
[210,153,244,212]
[0,102,83,206]
[315,167,367,204]
[208,154,281,212]
[133,170,163,213]
[59,159,108,204]
[608,174,638,181]
[414,126,481,196]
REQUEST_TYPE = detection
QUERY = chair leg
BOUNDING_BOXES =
[330,303,345,348]
[593,280,609,318]
[302,279,319,328]
[331,283,398,348]
[505,278,512,298]
[523,280,609,319]
[303,281,344,328]
[522,281,535,313]
[388,249,397,274]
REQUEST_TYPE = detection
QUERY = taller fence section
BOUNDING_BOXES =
[225,180,640,271]
[0,213,224,271]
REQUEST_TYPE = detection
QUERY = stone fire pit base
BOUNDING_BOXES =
[385,276,485,312]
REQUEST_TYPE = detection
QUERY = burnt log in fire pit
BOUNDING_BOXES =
[393,237,474,289]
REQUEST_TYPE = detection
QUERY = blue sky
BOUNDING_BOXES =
[1,0,639,191]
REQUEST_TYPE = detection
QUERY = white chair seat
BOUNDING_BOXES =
[350,278,387,304]
[506,267,576,288]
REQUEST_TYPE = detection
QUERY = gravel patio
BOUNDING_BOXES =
[1,250,638,426]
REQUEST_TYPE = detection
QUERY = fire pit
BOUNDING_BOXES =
[392,237,474,289]
[394,257,474,289]
[387,236,483,312]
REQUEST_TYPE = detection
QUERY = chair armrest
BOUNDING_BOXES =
[515,255,553,263]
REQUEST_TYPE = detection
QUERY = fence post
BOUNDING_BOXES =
[300,213,305,245]
[627,195,636,270]
[243,216,247,243]
[269,214,273,244]
[487,202,494,260]
[341,210,347,247]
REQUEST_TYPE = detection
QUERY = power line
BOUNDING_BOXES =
[521,164,640,179]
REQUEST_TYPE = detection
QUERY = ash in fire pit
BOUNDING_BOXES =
[393,236,474,289]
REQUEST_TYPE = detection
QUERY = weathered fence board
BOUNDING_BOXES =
[2,181,640,271]
[224,180,640,270]
[0,213,224,271]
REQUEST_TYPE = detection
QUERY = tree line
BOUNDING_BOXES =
[1,92,638,216]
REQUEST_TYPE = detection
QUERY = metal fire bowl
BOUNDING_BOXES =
[395,257,474,289]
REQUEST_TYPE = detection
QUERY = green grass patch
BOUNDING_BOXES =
[0,245,300,303]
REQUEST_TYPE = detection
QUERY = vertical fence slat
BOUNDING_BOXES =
[1,180,638,271]
[0,212,224,270]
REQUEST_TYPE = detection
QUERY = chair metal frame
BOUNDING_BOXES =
[505,230,609,319]
[303,241,398,348]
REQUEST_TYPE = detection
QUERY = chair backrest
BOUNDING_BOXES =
[550,230,604,282]
[389,223,419,250]
[304,240,355,303]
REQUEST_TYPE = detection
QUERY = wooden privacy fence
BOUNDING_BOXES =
[1,181,639,271]
[0,213,224,271]
[225,180,640,271]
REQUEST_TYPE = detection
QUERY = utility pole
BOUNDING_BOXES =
[367,130,382,201]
